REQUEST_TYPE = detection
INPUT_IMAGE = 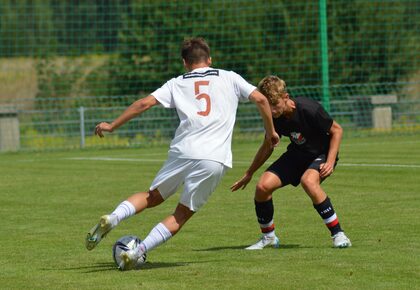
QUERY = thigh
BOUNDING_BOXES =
[307,153,338,183]
[181,159,227,212]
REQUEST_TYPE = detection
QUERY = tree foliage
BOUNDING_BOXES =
[0,0,418,100]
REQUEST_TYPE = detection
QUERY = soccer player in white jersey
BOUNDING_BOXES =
[85,37,280,270]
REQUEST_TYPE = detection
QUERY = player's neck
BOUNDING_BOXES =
[284,99,296,118]
[187,63,210,71]
[184,58,212,71]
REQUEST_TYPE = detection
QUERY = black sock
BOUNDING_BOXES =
[255,199,275,233]
[313,196,342,236]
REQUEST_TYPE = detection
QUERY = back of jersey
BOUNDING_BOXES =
[151,67,256,168]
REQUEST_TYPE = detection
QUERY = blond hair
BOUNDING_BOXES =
[257,75,287,105]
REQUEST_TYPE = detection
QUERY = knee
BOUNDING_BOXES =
[146,190,164,208]
[255,182,273,200]
[300,176,318,192]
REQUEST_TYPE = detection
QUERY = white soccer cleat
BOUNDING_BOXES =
[332,231,352,248]
[245,235,280,250]
[85,215,114,251]
[119,249,142,271]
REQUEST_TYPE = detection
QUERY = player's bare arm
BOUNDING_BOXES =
[320,120,343,178]
[95,95,160,138]
[231,138,275,192]
[248,90,280,148]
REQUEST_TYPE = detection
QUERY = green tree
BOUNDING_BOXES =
[328,0,420,91]
[0,0,56,56]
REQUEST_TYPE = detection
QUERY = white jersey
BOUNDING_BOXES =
[151,67,256,168]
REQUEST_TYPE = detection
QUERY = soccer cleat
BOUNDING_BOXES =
[85,215,114,251]
[245,235,280,250]
[119,249,142,271]
[332,231,352,248]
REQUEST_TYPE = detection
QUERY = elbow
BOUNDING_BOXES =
[250,90,269,106]
[133,99,152,114]
[137,96,157,113]
[256,95,269,107]
[336,124,343,136]
[330,121,343,136]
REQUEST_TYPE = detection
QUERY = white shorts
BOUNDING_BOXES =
[150,156,227,212]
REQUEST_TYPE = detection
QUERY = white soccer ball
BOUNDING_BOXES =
[112,235,147,270]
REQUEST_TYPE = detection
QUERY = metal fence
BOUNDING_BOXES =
[1,89,419,152]
[0,0,419,151]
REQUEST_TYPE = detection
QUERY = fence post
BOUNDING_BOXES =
[0,106,20,152]
[370,95,397,130]
[319,0,330,112]
[79,106,85,148]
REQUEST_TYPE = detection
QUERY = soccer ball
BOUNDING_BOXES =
[112,235,147,270]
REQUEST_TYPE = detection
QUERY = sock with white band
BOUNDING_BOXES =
[109,200,136,227]
[138,222,173,255]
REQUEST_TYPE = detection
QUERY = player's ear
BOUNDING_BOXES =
[208,57,212,66]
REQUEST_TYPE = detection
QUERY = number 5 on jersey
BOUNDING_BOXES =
[195,81,211,116]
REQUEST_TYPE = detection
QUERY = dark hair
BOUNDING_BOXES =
[181,37,210,65]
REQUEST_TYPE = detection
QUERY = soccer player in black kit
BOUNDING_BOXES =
[231,75,351,249]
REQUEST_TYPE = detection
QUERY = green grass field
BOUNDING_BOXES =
[1,134,419,289]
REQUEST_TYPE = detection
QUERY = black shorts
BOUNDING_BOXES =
[266,150,338,187]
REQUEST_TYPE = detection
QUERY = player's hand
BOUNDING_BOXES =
[230,173,252,192]
[95,122,113,138]
[266,131,280,148]
[319,161,334,178]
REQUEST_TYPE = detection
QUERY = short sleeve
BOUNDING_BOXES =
[231,72,256,102]
[151,80,175,108]
[315,106,333,133]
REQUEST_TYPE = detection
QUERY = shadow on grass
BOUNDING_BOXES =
[195,244,303,251]
[41,262,115,273]
[43,261,189,273]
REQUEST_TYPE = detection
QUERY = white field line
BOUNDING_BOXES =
[68,157,165,163]
[341,140,420,147]
[232,140,420,153]
[340,163,420,168]
[66,157,420,168]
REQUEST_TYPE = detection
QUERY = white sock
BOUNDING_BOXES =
[109,200,136,227]
[138,223,172,254]
[264,231,276,238]
[260,220,276,238]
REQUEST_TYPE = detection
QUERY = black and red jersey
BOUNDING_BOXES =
[273,97,333,157]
